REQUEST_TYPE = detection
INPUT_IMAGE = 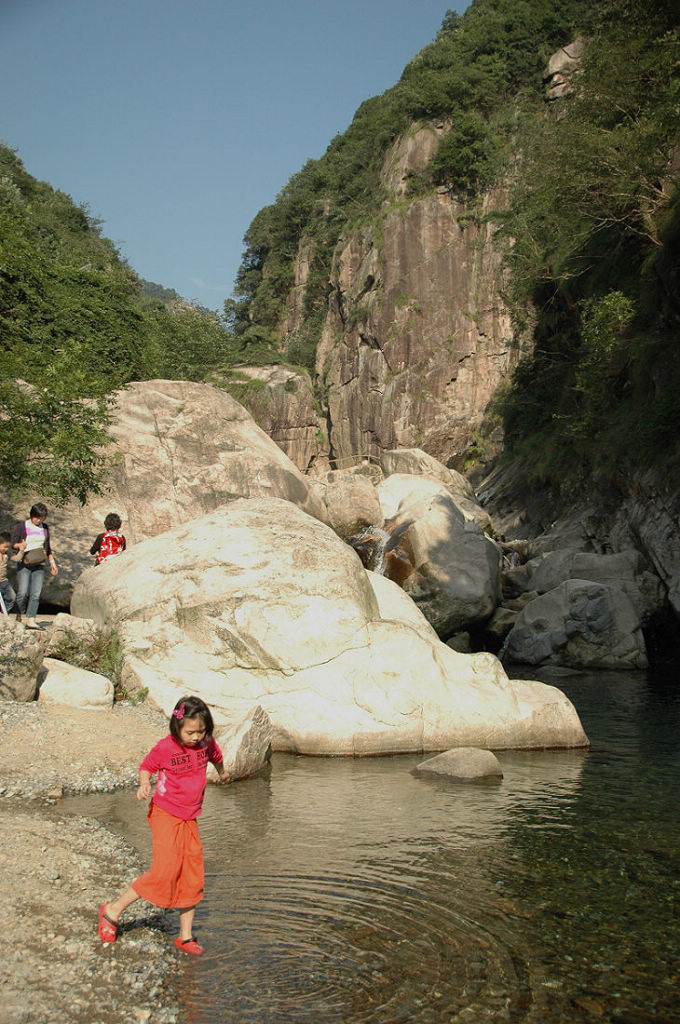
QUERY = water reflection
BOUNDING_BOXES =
[193,750,589,1021]
[64,668,680,1023]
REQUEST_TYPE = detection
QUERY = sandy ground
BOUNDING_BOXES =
[0,697,185,1024]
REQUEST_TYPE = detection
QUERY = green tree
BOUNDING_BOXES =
[0,378,113,505]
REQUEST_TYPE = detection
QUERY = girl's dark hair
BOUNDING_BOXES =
[169,695,215,741]
[30,503,48,519]
[104,512,122,531]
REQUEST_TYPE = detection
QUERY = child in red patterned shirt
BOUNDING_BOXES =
[98,695,228,955]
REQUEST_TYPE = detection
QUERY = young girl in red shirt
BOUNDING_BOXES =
[98,695,227,955]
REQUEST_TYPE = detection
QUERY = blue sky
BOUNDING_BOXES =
[0,0,469,312]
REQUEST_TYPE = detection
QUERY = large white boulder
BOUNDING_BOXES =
[3,379,328,606]
[377,474,501,637]
[381,448,475,500]
[310,470,383,538]
[366,570,440,644]
[380,449,492,530]
[71,497,587,755]
[38,658,114,710]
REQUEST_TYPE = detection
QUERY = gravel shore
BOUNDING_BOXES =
[0,699,185,1024]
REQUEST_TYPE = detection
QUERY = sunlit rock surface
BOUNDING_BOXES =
[72,497,588,756]
[3,379,328,606]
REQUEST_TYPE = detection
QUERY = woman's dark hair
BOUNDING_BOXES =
[104,512,122,531]
[169,695,215,740]
[30,503,48,519]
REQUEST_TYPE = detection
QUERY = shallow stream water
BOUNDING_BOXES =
[64,668,680,1023]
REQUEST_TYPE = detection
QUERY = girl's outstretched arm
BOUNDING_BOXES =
[137,769,152,799]
[214,760,229,784]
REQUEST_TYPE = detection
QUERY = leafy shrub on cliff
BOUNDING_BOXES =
[426,110,498,197]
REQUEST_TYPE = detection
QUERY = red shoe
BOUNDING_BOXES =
[98,904,118,943]
[175,936,204,956]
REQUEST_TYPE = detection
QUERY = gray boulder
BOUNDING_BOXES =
[504,580,648,669]
[215,705,272,782]
[445,632,472,653]
[413,747,503,782]
[610,469,680,620]
[502,562,533,598]
[528,549,665,625]
[484,606,518,646]
[377,474,501,637]
[0,619,46,701]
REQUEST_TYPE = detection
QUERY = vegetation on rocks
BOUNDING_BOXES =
[48,625,128,699]
[228,0,680,495]
[496,0,680,493]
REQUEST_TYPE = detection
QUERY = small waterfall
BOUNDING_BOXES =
[347,525,391,574]
[348,520,415,584]
[371,527,390,574]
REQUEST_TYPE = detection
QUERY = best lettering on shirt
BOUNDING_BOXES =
[140,734,223,820]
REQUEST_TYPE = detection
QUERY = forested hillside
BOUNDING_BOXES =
[225,0,591,366]
[0,143,233,502]
[496,0,680,492]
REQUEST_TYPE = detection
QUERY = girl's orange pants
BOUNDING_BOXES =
[132,802,204,909]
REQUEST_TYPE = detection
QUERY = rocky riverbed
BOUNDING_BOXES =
[0,700,184,1024]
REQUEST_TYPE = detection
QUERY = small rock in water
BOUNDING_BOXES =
[412,746,503,782]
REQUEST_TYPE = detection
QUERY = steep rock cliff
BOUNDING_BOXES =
[225,365,330,475]
[290,127,524,470]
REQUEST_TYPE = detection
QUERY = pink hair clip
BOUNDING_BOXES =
[173,702,186,721]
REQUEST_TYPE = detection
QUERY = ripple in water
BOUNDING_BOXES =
[193,864,528,1023]
[63,669,680,1023]
[104,751,590,1024]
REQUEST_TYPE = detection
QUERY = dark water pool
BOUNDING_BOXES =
[64,668,680,1023]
